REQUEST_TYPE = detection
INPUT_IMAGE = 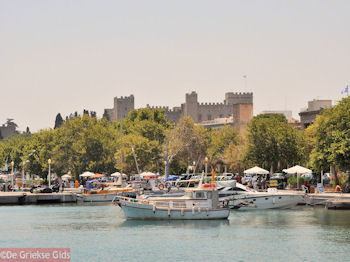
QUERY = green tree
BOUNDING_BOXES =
[114,108,172,174]
[166,116,210,174]
[244,113,305,173]
[310,97,350,183]
[53,115,120,178]
[207,125,240,171]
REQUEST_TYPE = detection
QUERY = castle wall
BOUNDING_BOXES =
[104,91,253,132]
[184,91,199,122]
[114,95,134,119]
[146,105,182,123]
[196,103,232,121]
[0,125,16,139]
[232,103,253,133]
[103,108,115,122]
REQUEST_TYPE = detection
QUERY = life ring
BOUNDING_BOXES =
[158,183,165,191]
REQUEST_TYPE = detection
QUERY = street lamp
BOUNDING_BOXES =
[48,159,51,187]
[205,157,208,175]
[164,161,167,177]
[11,161,14,187]
[22,160,29,190]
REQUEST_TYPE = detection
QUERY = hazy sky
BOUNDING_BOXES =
[1,0,349,132]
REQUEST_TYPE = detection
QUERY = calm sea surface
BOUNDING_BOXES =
[0,203,350,262]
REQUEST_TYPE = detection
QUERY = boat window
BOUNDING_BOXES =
[207,192,212,199]
[232,187,247,192]
[155,202,169,207]
[279,197,282,199]
[173,201,186,208]
[253,199,256,201]
[265,198,268,200]
[195,192,205,199]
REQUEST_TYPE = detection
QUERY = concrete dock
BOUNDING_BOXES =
[305,193,350,208]
[325,199,350,210]
[0,192,77,204]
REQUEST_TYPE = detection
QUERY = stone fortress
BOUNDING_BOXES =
[104,91,253,132]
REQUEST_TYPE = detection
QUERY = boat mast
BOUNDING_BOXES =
[120,119,123,174]
[131,145,140,174]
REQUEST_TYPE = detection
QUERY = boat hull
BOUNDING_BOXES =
[78,193,116,202]
[225,194,302,210]
[119,201,229,220]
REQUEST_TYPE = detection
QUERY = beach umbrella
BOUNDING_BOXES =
[140,172,158,179]
[244,166,269,175]
[90,173,105,179]
[283,165,312,189]
[79,171,95,178]
[61,174,72,179]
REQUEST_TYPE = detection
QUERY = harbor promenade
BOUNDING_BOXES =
[0,192,77,204]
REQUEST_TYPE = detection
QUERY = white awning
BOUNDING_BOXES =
[283,165,312,174]
[244,166,269,175]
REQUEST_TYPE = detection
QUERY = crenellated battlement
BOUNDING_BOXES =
[199,102,225,107]
[146,104,181,113]
[104,91,253,129]
[115,94,134,103]
[225,92,253,105]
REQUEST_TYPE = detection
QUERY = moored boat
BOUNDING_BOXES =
[114,186,229,220]
[217,181,303,210]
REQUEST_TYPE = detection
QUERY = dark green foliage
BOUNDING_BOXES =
[244,113,306,173]
[54,113,64,129]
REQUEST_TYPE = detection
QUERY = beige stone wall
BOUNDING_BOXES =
[232,104,253,133]
[0,125,16,139]
[104,92,254,130]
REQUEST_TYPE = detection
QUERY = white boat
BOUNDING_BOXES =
[77,192,117,202]
[217,181,303,210]
[77,186,135,202]
[114,186,230,220]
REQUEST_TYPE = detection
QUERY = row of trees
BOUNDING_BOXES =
[1,96,350,182]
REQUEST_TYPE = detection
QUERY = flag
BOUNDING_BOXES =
[341,85,348,94]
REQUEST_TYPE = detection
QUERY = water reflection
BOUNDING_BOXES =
[2,204,350,262]
[121,219,229,228]
[313,208,350,227]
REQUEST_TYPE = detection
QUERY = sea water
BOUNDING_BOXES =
[0,203,349,262]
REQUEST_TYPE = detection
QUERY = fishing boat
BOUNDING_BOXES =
[114,185,230,220]
[217,180,303,210]
[77,178,134,202]
[78,187,134,202]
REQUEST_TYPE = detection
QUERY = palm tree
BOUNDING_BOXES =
[5,119,18,128]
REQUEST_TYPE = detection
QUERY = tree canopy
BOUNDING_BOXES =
[310,97,350,179]
[243,113,306,173]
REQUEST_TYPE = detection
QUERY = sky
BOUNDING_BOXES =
[1,0,349,132]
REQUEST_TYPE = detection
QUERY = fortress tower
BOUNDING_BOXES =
[103,95,134,121]
[184,91,199,122]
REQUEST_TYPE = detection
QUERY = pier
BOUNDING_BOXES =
[0,192,77,205]
[305,193,350,209]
